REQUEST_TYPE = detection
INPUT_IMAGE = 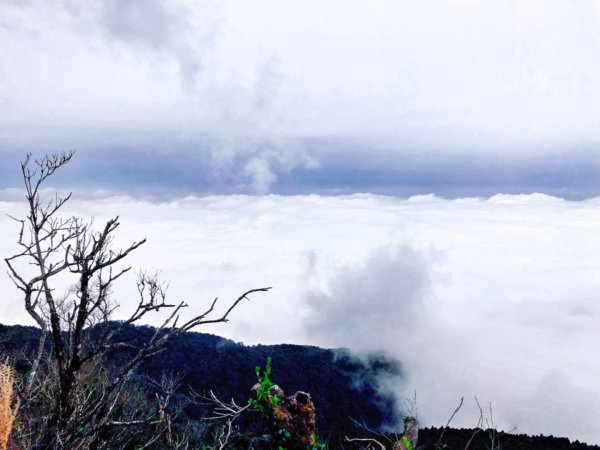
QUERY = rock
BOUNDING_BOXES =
[273,391,317,449]
[394,417,419,450]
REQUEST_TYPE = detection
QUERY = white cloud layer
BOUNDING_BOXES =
[1,191,600,443]
[4,1,600,155]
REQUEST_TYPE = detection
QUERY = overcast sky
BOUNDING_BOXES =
[3,0,600,196]
[3,0,600,445]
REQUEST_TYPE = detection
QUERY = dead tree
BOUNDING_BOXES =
[4,152,269,449]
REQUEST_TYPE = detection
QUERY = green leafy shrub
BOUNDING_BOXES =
[248,357,327,450]
[248,356,280,419]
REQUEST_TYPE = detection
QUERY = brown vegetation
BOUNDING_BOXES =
[273,391,317,448]
[0,363,15,450]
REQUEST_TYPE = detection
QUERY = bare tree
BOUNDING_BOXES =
[4,152,269,449]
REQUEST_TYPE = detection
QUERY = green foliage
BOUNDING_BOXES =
[402,435,413,450]
[248,357,328,450]
[248,356,280,418]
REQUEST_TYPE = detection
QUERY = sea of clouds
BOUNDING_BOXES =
[5,0,600,443]
[1,191,600,443]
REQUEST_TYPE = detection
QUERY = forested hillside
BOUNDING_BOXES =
[0,323,401,446]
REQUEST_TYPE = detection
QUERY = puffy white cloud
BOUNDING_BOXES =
[2,191,600,443]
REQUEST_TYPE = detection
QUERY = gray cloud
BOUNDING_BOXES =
[251,55,285,113]
[206,136,317,194]
[301,244,435,429]
[303,245,433,349]
[512,370,600,441]
[62,0,217,92]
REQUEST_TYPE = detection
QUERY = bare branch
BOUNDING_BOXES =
[5,151,270,449]
[345,436,387,450]
[436,396,464,449]
[464,397,484,450]
[196,389,251,421]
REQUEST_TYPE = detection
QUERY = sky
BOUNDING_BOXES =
[3,0,600,445]
[4,0,600,197]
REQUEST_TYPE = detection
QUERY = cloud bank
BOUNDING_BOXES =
[3,1,600,191]
[2,191,600,443]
